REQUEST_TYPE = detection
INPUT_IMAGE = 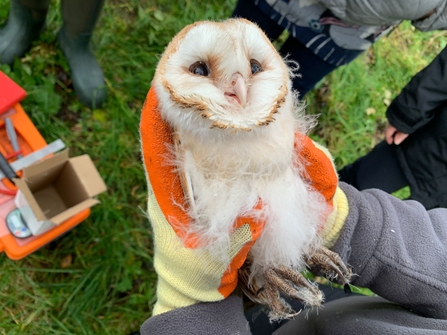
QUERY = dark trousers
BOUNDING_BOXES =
[273,295,447,334]
[338,140,409,193]
[245,283,361,335]
[232,0,338,97]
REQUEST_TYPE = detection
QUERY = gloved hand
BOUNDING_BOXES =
[140,87,265,316]
[295,134,349,248]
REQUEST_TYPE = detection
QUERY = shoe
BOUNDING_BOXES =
[58,0,106,108]
[0,0,47,65]
[57,26,107,108]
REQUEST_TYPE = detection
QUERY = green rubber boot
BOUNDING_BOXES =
[0,0,49,65]
[58,0,106,108]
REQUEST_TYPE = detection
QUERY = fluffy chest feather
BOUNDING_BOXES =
[173,118,326,277]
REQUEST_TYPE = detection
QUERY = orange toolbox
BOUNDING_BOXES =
[0,71,90,260]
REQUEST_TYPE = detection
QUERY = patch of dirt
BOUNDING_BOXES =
[56,103,80,124]
[373,119,388,144]
[53,65,73,91]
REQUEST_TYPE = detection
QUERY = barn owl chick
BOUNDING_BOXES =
[150,18,350,320]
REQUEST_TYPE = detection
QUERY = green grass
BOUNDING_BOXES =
[0,1,445,333]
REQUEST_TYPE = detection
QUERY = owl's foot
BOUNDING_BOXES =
[239,247,352,322]
[306,246,352,291]
[263,266,324,321]
[239,258,323,322]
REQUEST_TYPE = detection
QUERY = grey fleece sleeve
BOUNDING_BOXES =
[320,0,447,30]
[335,182,447,319]
[412,0,447,31]
[140,295,250,335]
[140,183,447,334]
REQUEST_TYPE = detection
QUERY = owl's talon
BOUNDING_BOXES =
[263,281,297,321]
[239,262,324,321]
[272,266,323,307]
[239,247,352,322]
[306,246,352,286]
[275,266,317,293]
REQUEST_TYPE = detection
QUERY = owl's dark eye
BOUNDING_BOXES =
[189,61,209,76]
[250,59,263,74]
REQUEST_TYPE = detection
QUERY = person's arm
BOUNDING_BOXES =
[319,0,447,30]
[334,182,447,319]
[140,296,250,335]
[306,140,447,319]
[140,183,447,334]
[140,136,447,334]
[412,3,447,31]
[386,46,447,135]
[139,87,262,335]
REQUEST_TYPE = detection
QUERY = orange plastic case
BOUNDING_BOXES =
[0,103,90,260]
[0,71,26,114]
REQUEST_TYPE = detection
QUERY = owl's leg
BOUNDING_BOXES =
[243,266,324,321]
[262,278,299,321]
[239,248,352,322]
[306,246,352,289]
[271,266,323,307]
[239,258,303,320]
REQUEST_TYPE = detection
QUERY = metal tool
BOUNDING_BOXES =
[0,151,18,182]
[5,117,22,159]
[0,139,66,180]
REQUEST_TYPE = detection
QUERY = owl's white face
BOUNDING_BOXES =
[153,19,292,134]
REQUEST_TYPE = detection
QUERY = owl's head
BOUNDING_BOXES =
[152,19,296,137]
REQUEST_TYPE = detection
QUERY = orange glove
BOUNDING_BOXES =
[140,87,265,315]
[294,134,349,248]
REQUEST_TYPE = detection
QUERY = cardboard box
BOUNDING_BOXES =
[13,149,107,235]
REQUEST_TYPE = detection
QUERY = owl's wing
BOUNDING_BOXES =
[172,131,196,213]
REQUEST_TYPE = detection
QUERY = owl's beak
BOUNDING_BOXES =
[225,73,247,107]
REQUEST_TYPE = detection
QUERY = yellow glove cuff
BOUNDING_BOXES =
[321,187,349,249]
[148,181,254,316]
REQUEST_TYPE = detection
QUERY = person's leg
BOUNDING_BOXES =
[273,295,447,334]
[338,140,409,193]
[279,36,337,97]
[232,0,284,41]
[0,0,49,65]
[232,0,347,97]
[58,0,107,108]
[245,284,360,335]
